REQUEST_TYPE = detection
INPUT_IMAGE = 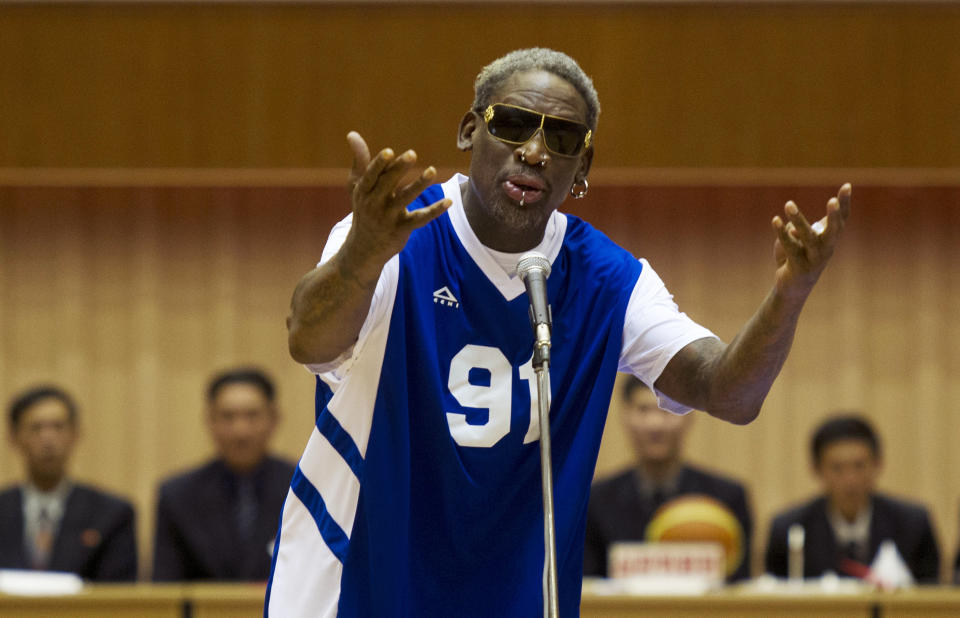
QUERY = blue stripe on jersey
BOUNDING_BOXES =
[289,466,350,562]
[314,377,364,480]
[313,374,334,424]
[262,497,287,617]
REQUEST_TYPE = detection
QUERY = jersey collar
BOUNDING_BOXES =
[443,173,567,302]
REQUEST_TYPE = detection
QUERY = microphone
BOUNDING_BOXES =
[517,252,552,368]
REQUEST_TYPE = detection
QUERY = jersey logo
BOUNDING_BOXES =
[433,286,460,308]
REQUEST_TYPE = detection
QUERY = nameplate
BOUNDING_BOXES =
[608,542,725,582]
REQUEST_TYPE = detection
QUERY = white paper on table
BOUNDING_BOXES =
[0,569,84,596]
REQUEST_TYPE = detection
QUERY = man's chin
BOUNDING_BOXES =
[224,454,264,473]
[639,453,673,466]
[31,468,66,486]
[834,496,870,515]
[491,199,553,233]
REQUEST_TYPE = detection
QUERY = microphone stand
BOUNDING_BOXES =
[533,334,559,618]
[517,252,559,618]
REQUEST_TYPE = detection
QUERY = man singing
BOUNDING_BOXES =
[267,48,851,616]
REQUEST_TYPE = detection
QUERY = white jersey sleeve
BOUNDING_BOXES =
[618,258,718,414]
[304,213,397,378]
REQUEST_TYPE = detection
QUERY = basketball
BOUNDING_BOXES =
[645,494,745,577]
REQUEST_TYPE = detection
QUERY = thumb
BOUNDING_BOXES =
[347,131,371,186]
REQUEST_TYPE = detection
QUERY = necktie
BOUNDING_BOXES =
[843,540,862,563]
[650,488,669,516]
[31,507,54,570]
[236,478,258,542]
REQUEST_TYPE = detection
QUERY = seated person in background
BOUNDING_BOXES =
[153,367,295,581]
[956,519,960,584]
[583,376,753,581]
[765,414,940,582]
[953,520,960,586]
[0,385,137,580]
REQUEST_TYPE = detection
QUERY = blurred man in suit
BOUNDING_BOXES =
[152,367,295,581]
[955,523,960,584]
[0,385,137,580]
[954,521,960,584]
[583,376,753,581]
[765,414,940,582]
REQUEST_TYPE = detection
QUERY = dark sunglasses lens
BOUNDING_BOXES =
[543,118,587,156]
[488,106,540,143]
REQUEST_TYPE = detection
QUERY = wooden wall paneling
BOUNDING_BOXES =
[1,3,959,168]
[3,178,960,580]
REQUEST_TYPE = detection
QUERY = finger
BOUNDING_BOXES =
[819,186,848,239]
[403,198,452,230]
[773,236,787,265]
[816,183,850,240]
[391,165,439,206]
[784,221,804,247]
[369,149,422,200]
[816,197,842,244]
[347,131,372,184]
[354,147,397,195]
[837,183,852,220]
[783,201,817,245]
[772,215,803,258]
[810,216,827,235]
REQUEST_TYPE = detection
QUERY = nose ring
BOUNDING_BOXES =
[519,152,545,168]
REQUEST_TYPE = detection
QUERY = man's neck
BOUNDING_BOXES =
[636,458,682,486]
[27,474,67,494]
[830,497,872,524]
[222,457,266,478]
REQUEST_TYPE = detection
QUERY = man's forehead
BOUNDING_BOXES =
[493,70,587,121]
[23,398,71,422]
[214,382,267,402]
[820,439,878,463]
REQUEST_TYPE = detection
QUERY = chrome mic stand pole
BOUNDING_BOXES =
[517,252,559,618]
[533,333,559,618]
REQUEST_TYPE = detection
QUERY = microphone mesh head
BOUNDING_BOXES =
[517,251,551,280]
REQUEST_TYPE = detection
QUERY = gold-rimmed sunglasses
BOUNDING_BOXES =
[480,103,592,157]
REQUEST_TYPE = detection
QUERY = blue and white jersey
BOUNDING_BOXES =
[266,175,715,617]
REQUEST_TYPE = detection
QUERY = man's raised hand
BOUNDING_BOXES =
[771,183,852,300]
[345,132,451,271]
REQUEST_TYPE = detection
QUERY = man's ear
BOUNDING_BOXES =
[578,145,594,180]
[811,459,823,481]
[457,110,479,151]
[8,429,20,451]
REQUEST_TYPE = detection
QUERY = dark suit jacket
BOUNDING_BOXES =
[152,456,294,581]
[954,504,960,584]
[955,538,960,584]
[955,545,959,585]
[583,464,753,581]
[765,493,940,583]
[0,483,137,581]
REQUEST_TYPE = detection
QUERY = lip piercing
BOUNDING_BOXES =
[520,191,526,207]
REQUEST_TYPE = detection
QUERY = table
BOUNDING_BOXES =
[0,584,183,618]
[3,583,960,617]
